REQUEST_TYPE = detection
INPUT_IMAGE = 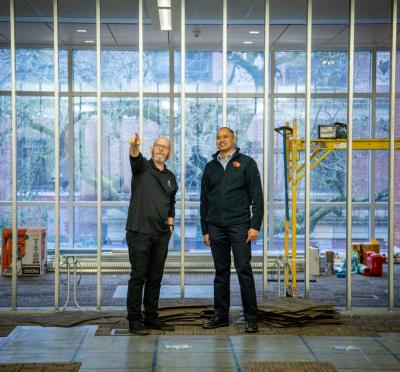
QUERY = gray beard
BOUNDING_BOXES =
[152,154,167,163]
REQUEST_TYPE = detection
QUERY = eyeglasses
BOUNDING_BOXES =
[154,143,170,151]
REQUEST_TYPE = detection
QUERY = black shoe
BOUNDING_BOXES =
[145,318,175,332]
[129,320,150,335]
[245,320,258,333]
[203,315,229,329]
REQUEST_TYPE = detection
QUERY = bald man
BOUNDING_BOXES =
[200,127,263,333]
[126,133,178,335]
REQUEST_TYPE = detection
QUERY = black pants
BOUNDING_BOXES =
[209,223,258,321]
[126,230,170,321]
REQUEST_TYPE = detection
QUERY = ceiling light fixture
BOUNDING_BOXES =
[76,29,87,33]
[159,8,172,31]
[243,41,253,44]
[84,40,95,43]
[249,31,260,34]
[157,0,171,7]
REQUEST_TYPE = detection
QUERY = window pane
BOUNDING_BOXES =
[102,98,138,201]
[376,51,400,93]
[74,207,97,248]
[16,49,68,91]
[309,207,369,252]
[312,98,370,138]
[14,206,69,251]
[102,207,128,249]
[73,50,96,92]
[375,209,388,254]
[376,51,390,93]
[274,98,305,202]
[101,97,169,201]
[144,51,169,92]
[228,51,264,93]
[354,52,371,93]
[17,97,54,201]
[312,51,348,93]
[0,207,11,229]
[142,98,170,158]
[175,98,221,252]
[0,48,11,90]
[275,51,305,93]
[74,97,97,200]
[0,96,11,201]
[227,98,264,177]
[376,97,389,138]
[102,50,138,92]
[175,51,222,93]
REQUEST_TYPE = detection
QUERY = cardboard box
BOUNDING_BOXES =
[1,227,47,276]
[325,251,335,275]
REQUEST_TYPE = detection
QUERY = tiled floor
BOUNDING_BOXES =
[1,325,400,371]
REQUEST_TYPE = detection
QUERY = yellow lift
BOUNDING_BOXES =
[279,120,400,296]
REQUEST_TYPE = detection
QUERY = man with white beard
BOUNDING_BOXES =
[125,133,178,335]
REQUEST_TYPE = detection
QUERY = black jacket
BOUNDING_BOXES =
[200,148,263,235]
[126,153,178,235]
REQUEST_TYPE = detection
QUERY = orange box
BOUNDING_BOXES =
[1,227,47,276]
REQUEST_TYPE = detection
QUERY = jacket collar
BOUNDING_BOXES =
[212,147,240,161]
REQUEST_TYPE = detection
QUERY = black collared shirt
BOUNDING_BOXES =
[126,153,178,235]
[200,148,264,235]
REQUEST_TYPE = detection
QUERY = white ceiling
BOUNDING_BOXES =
[0,0,397,48]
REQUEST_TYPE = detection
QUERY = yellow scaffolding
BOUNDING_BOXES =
[283,120,400,296]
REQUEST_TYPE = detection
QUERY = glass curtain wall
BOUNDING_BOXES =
[0,0,399,308]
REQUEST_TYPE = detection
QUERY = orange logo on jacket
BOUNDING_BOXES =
[232,161,241,168]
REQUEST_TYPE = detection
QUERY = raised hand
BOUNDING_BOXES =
[128,133,141,148]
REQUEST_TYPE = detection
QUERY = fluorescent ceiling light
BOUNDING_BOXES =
[84,40,95,43]
[76,29,87,33]
[243,41,253,44]
[159,8,172,31]
[249,30,260,34]
[158,0,171,7]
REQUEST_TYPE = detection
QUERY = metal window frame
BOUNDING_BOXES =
[304,0,313,299]
[388,0,397,310]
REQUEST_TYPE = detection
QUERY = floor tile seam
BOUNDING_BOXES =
[151,336,159,372]
[299,335,319,362]
[70,328,90,362]
[373,336,400,363]
[0,332,17,351]
[228,336,242,372]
